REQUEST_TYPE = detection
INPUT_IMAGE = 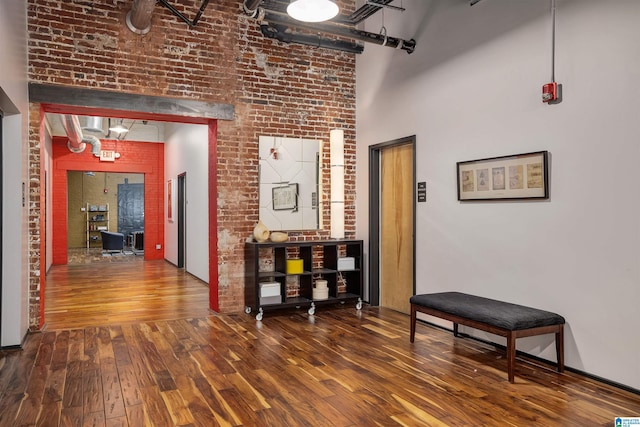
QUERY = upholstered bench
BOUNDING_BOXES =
[410,292,565,383]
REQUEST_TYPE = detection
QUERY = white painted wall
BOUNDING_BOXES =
[356,0,640,390]
[0,0,29,347]
[164,123,209,283]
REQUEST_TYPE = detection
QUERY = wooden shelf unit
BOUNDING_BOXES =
[245,239,364,320]
[86,203,109,249]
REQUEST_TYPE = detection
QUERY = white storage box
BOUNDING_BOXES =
[337,257,355,271]
[260,295,281,305]
[259,282,281,297]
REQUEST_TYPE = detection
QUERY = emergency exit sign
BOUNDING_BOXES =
[100,150,115,162]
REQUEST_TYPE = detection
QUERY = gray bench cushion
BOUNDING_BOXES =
[410,292,565,331]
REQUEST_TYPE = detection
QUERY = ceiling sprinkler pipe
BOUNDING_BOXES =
[260,24,364,54]
[126,0,156,35]
[261,12,415,53]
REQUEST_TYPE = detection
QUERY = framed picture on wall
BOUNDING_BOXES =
[457,151,548,201]
[272,183,298,211]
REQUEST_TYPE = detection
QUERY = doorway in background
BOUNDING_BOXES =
[369,136,416,314]
[66,171,144,260]
[118,180,145,250]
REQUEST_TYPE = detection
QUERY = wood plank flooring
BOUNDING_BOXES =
[44,260,211,330]
[1,261,639,426]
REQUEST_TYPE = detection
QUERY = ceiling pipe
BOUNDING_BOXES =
[60,115,101,156]
[244,0,264,19]
[126,0,156,35]
[261,11,415,53]
[82,116,104,133]
[83,135,102,156]
[61,115,86,153]
[242,0,415,54]
[260,24,364,54]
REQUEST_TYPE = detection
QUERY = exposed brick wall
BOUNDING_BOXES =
[27,0,357,327]
[30,105,44,329]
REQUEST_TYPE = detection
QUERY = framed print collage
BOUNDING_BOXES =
[457,151,549,201]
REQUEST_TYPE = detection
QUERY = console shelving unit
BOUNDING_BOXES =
[244,239,363,321]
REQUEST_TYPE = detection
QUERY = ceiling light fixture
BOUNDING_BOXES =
[108,119,129,134]
[287,0,339,23]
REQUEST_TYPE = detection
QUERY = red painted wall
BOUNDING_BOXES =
[51,136,164,264]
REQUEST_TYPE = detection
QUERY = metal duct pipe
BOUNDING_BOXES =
[61,115,86,153]
[83,135,102,156]
[262,11,416,53]
[243,0,263,19]
[60,115,101,156]
[126,0,156,35]
[82,116,104,133]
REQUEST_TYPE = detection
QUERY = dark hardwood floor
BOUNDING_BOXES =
[0,261,638,426]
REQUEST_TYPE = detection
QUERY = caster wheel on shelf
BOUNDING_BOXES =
[256,311,263,321]
[308,302,316,316]
[356,299,363,310]
[244,306,252,314]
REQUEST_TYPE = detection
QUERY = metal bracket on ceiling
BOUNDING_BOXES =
[470,0,484,5]
[365,0,405,12]
[157,0,211,27]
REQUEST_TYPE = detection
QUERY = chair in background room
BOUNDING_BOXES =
[101,231,125,253]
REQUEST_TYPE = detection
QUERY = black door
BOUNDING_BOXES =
[177,173,186,268]
[117,181,144,246]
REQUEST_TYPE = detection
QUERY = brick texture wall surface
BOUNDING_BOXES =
[27,0,357,327]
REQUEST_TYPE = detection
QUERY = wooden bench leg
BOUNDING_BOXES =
[410,304,416,343]
[507,331,516,383]
[556,325,564,373]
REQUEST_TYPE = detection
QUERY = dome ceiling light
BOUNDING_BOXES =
[287,0,339,23]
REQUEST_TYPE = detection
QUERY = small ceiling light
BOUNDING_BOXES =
[108,119,129,134]
[287,0,339,22]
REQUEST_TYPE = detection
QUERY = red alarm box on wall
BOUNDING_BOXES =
[542,82,557,103]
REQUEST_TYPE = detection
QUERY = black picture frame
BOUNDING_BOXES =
[272,183,298,210]
[457,151,548,201]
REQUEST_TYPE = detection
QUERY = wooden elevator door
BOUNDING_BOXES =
[380,143,414,314]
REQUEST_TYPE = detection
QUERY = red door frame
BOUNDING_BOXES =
[38,104,219,327]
